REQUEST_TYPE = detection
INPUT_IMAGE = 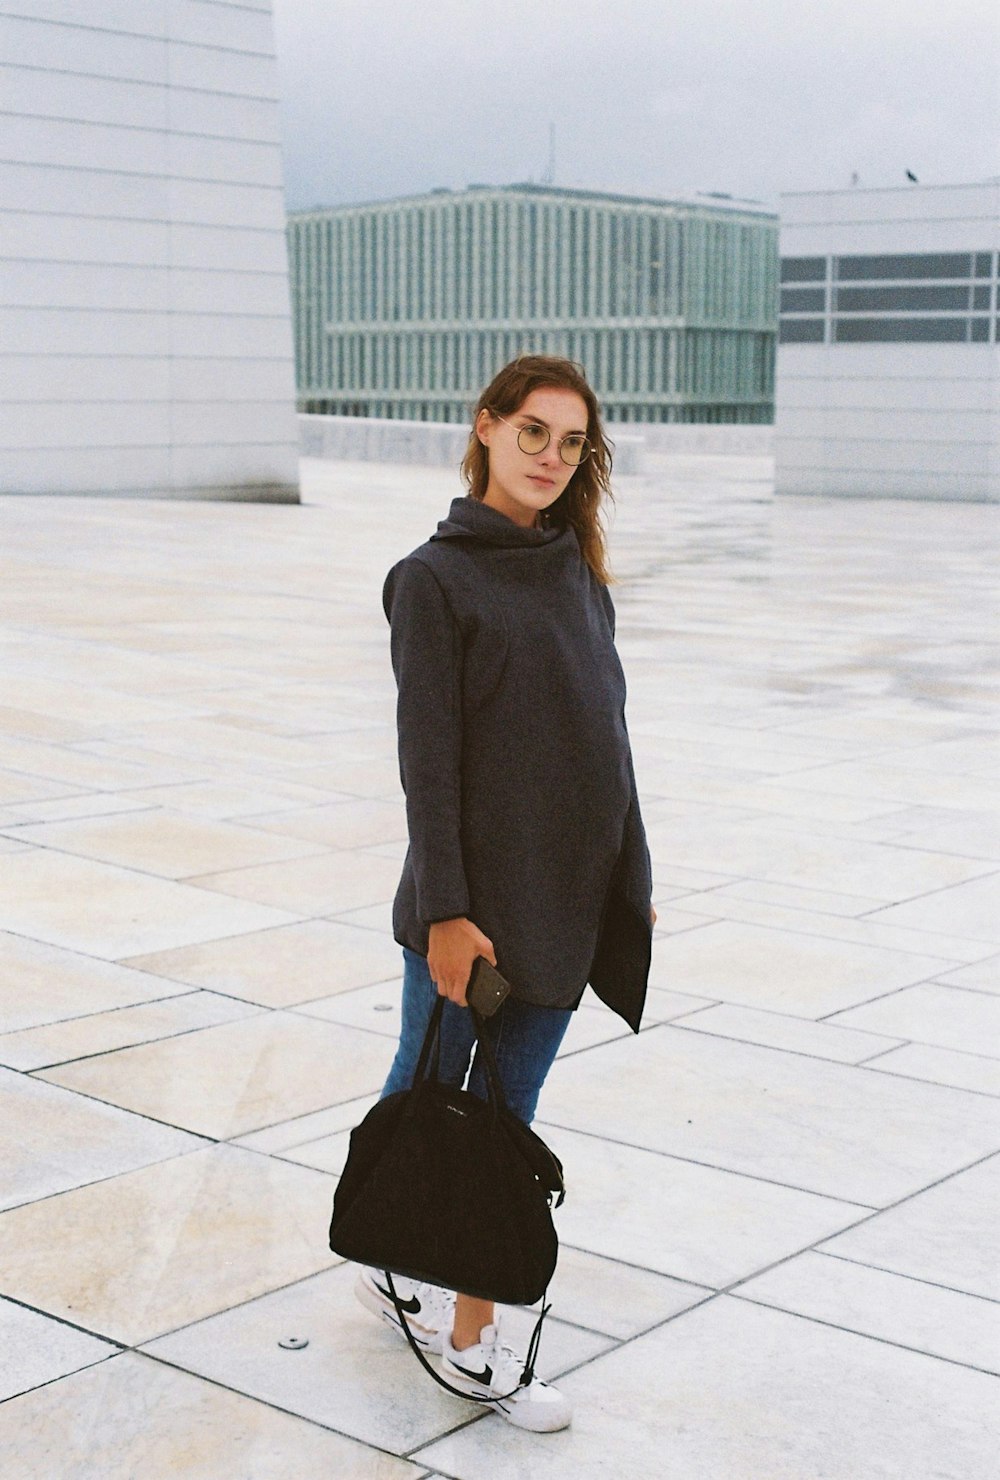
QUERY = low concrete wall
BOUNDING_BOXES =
[299,414,773,473]
[300,414,469,468]
[609,424,773,456]
[300,414,648,474]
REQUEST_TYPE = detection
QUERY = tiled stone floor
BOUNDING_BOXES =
[1,452,998,1478]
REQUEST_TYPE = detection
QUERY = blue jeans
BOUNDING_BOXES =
[380,946,573,1125]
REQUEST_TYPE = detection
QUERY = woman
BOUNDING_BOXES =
[355,355,656,1433]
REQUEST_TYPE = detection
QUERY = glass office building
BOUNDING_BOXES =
[287,185,779,424]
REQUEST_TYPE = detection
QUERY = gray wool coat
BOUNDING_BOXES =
[382,494,653,1032]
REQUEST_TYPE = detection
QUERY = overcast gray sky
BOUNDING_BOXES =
[272,0,998,213]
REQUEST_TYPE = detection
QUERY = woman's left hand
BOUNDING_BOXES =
[650,904,657,927]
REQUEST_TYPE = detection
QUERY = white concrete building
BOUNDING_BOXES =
[775,182,999,502]
[0,1,300,501]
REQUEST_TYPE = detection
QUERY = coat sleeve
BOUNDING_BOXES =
[383,555,471,926]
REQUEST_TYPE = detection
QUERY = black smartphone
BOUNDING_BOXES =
[466,956,512,1016]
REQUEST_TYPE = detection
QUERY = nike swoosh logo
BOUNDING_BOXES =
[375,1280,421,1315]
[451,1359,494,1385]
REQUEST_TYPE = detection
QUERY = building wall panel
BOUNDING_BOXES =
[0,0,298,499]
[777,376,996,413]
[776,184,998,501]
[776,407,997,444]
[0,16,167,81]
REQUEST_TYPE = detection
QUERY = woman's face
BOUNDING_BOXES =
[476,386,590,529]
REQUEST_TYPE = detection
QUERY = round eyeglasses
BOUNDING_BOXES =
[491,412,592,467]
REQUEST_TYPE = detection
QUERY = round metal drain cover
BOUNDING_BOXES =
[278,1336,309,1350]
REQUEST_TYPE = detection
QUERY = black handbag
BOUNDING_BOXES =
[329,994,565,1400]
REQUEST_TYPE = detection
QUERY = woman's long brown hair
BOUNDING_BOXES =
[460,355,617,586]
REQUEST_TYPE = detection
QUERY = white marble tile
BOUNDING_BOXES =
[0,733,206,790]
[4,809,327,879]
[113,778,338,819]
[0,1068,203,1212]
[233,1093,380,1153]
[0,990,258,1071]
[414,1295,1000,1479]
[0,1351,422,1477]
[123,918,405,1007]
[3,793,158,824]
[875,736,1000,777]
[0,835,32,854]
[0,1145,339,1345]
[639,983,720,1021]
[638,807,996,899]
[78,715,338,770]
[644,916,948,1017]
[865,869,1000,944]
[520,1245,708,1340]
[329,900,396,933]
[0,932,193,1034]
[880,809,1000,862]
[239,797,407,850]
[651,888,983,965]
[0,768,82,806]
[829,982,1000,1057]
[699,876,885,916]
[277,1127,353,1175]
[293,979,404,1037]
[0,849,299,958]
[864,1042,1000,1096]
[935,952,1000,994]
[0,1297,118,1401]
[141,1263,610,1454]
[734,1249,1000,1373]
[819,1155,1000,1301]
[671,1001,903,1063]
[648,902,723,937]
[554,1004,634,1058]
[773,758,1000,815]
[39,1012,395,1139]
[534,1125,860,1287]
[187,847,399,916]
[360,837,409,860]
[536,1025,1000,1205]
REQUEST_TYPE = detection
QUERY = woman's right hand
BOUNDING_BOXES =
[427,917,497,1007]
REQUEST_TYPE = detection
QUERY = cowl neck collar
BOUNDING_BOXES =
[430,495,567,549]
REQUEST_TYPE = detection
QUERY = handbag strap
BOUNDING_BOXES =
[411,994,445,1087]
[409,988,511,1116]
[384,1270,550,1405]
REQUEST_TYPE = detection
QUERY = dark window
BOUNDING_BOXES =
[781,287,826,312]
[779,318,825,343]
[973,285,991,310]
[780,256,826,283]
[974,253,993,277]
[970,318,989,342]
[836,253,972,281]
[833,317,968,342]
[836,285,971,312]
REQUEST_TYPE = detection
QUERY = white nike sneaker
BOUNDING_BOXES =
[440,1320,572,1432]
[354,1267,456,1355]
